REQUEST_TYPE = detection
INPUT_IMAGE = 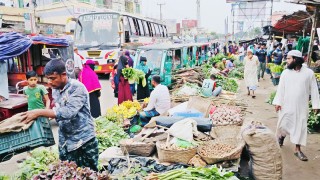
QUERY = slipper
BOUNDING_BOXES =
[252,96,256,99]
[294,151,308,161]
[278,136,285,146]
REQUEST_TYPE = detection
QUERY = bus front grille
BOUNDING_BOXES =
[87,51,101,57]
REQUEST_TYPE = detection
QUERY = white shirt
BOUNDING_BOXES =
[239,47,245,56]
[144,84,171,114]
[74,55,83,69]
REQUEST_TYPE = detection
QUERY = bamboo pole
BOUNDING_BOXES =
[307,6,319,67]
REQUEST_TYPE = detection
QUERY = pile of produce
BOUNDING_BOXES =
[198,143,236,158]
[106,100,142,123]
[172,83,201,97]
[171,68,205,89]
[209,53,228,64]
[95,116,129,153]
[33,161,110,180]
[308,102,320,132]
[267,63,284,78]
[215,75,239,93]
[267,91,276,105]
[210,106,243,126]
[18,148,59,180]
[158,140,196,151]
[122,67,147,87]
[147,166,238,180]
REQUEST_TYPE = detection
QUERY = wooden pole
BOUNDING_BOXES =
[307,6,319,67]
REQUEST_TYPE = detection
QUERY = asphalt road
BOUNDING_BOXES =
[0,78,116,176]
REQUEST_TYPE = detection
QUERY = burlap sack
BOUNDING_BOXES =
[187,96,211,118]
[242,123,282,180]
[0,113,34,133]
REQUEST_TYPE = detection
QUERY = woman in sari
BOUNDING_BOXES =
[125,50,135,95]
[136,57,151,100]
[79,60,102,118]
[117,55,133,104]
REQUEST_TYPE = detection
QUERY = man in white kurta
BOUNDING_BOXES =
[273,50,320,161]
[244,49,259,98]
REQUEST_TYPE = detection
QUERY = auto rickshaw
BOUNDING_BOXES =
[134,43,185,88]
[0,33,74,121]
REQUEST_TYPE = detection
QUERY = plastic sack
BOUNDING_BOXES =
[167,118,199,142]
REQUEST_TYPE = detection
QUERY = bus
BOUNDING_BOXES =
[74,11,168,75]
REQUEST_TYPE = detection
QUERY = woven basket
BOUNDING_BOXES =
[198,138,245,164]
[156,139,197,164]
[119,139,156,157]
[210,125,242,139]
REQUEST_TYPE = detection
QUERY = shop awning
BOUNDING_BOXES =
[31,35,69,47]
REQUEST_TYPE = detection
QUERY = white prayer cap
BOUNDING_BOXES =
[287,50,302,58]
[247,49,253,53]
[222,58,227,60]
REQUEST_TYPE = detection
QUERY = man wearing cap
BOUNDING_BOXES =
[216,58,227,71]
[273,50,320,161]
[74,47,84,79]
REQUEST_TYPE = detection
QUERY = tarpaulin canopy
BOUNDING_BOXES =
[273,10,320,35]
[31,35,69,47]
[0,32,33,61]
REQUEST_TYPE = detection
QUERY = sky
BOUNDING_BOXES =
[141,0,306,33]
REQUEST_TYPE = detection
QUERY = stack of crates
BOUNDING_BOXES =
[0,117,55,162]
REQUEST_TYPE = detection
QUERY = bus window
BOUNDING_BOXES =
[128,17,137,35]
[154,24,160,37]
[133,18,140,35]
[164,26,168,37]
[123,16,131,35]
[159,25,164,37]
[137,19,145,36]
[143,21,150,36]
[151,23,156,36]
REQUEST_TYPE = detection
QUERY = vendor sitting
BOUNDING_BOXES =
[202,74,222,97]
[139,75,171,126]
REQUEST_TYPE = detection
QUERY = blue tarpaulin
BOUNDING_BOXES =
[0,32,32,61]
[31,35,69,46]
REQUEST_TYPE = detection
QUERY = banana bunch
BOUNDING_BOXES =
[106,101,142,121]
[315,73,320,81]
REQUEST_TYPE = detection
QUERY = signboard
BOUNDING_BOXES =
[182,20,197,29]
[24,13,31,33]
[233,2,267,21]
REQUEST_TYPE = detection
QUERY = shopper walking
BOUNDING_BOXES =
[256,43,267,80]
[244,49,259,98]
[117,55,133,104]
[273,50,320,161]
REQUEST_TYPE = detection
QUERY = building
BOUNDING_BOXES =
[0,0,142,34]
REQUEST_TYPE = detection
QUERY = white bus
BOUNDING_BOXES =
[74,11,168,74]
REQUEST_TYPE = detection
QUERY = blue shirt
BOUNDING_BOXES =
[53,79,96,152]
[255,49,267,63]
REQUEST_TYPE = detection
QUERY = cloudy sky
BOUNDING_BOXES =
[141,0,306,33]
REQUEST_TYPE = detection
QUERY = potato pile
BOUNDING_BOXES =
[210,106,243,126]
[198,143,236,158]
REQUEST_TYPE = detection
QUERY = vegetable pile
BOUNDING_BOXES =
[198,143,236,158]
[215,75,239,93]
[308,102,320,132]
[18,148,59,180]
[95,116,129,153]
[122,67,147,87]
[210,106,243,126]
[33,161,110,180]
[106,100,142,123]
[158,140,196,151]
[147,166,238,180]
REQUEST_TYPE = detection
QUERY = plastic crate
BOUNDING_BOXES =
[172,112,204,118]
[0,117,55,162]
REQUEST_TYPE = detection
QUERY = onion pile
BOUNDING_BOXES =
[198,143,236,158]
[210,106,243,126]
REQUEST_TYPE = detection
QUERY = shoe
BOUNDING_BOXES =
[294,151,308,161]
[278,136,285,146]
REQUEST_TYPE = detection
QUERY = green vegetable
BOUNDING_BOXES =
[154,166,238,180]
[95,116,129,153]
[122,68,147,87]
[308,102,320,132]
[17,148,59,180]
[215,75,239,93]
[267,91,276,105]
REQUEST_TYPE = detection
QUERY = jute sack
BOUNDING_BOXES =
[0,113,33,133]
[187,96,211,118]
[242,123,282,180]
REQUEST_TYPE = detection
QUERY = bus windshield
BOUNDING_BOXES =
[137,50,163,71]
[75,13,120,49]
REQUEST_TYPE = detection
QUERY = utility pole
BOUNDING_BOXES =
[307,6,319,67]
[157,2,165,21]
[196,0,201,28]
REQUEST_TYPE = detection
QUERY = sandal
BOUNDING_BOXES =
[252,95,256,99]
[294,151,308,161]
[278,136,285,146]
